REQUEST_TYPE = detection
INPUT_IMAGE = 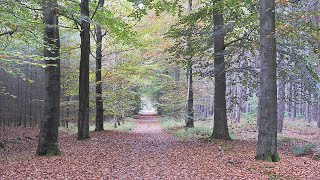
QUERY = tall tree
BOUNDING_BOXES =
[211,0,230,140]
[277,56,285,133]
[95,0,105,131]
[78,0,90,140]
[37,0,61,155]
[255,0,279,162]
[186,0,194,128]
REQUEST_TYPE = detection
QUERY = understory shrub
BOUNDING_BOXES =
[291,144,316,156]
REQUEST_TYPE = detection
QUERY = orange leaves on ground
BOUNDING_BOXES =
[1,116,320,179]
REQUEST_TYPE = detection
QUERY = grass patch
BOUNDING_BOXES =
[159,117,213,140]
[159,117,184,130]
[60,118,134,135]
[103,119,134,132]
[291,143,316,157]
[278,136,304,144]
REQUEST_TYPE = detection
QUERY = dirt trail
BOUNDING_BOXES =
[132,112,172,138]
[116,112,177,178]
[1,114,320,179]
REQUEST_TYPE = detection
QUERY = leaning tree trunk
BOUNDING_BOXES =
[95,0,105,131]
[211,1,230,140]
[37,0,61,156]
[255,0,279,162]
[78,0,90,140]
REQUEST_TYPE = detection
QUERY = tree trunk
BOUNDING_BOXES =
[290,82,297,121]
[277,56,285,133]
[78,0,90,140]
[37,0,61,156]
[255,0,279,162]
[95,0,105,131]
[185,0,194,128]
[211,1,230,140]
[186,63,194,128]
[173,66,180,81]
[236,83,242,123]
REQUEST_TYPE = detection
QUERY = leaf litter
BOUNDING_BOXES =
[1,115,320,179]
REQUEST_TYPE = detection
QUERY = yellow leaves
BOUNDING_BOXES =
[275,23,290,32]
[0,53,9,59]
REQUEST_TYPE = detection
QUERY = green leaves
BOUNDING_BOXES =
[93,6,138,46]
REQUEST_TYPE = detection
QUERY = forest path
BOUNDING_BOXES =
[1,115,320,179]
[131,112,171,136]
[112,112,179,178]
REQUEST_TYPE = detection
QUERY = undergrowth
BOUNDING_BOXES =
[159,117,212,140]
[60,118,134,135]
[291,143,316,157]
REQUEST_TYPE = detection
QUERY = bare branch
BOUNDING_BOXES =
[224,28,256,49]
[0,30,16,37]
[91,0,103,20]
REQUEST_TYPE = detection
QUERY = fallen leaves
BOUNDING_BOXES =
[1,115,320,179]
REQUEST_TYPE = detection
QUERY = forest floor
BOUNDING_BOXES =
[1,114,320,179]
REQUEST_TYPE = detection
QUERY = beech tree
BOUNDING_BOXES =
[255,0,279,162]
[78,0,90,140]
[186,0,194,128]
[211,0,230,140]
[95,0,105,131]
[37,0,61,155]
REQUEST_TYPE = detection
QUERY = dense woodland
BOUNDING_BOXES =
[0,0,320,178]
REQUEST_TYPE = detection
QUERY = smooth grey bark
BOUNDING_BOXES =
[290,82,296,121]
[277,77,285,133]
[211,1,230,140]
[186,0,194,128]
[173,66,180,81]
[235,83,243,123]
[186,64,194,128]
[37,0,61,156]
[95,0,104,131]
[306,92,311,123]
[277,84,285,133]
[255,0,279,162]
[277,56,285,133]
[78,0,90,140]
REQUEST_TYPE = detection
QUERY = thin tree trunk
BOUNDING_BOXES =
[287,82,292,117]
[95,0,105,131]
[277,56,285,133]
[186,63,194,128]
[186,0,194,128]
[290,82,297,121]
[173,66,180,81]
[245,86,250,113]
[236,83,242,123]
[37,0,61,156]
[211,1,230,140]
[255,0,279,162]
[78,0,90,140]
